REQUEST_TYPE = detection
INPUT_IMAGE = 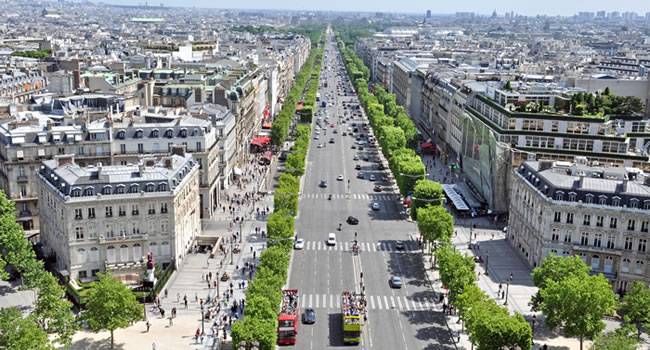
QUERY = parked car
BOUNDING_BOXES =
[389,276,403,288]
[294,238,305,250]
[346,216,359,225]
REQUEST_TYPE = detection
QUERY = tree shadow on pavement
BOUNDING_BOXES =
[401,309,455,348]
[69,337,126,350]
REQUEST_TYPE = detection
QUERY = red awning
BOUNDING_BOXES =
[251,137,270,147]
[263,151,272,161]
[262,123,273,129]
[421,142,436,150]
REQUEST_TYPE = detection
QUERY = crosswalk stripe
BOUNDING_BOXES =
[390,296,395,309]
[317,241,321,250]
[301,296,306,308]
[309,294,313,308]
[369,295,375,309]
[335,296,340,308]
[403,297,410,310]
[323,294,327,308]
[330,294,334,308]
[397,297,403,309]
[384,296,389,309]
[410,299,416,310]
[315,294,319,308]
[376,296,382,309]
[414,298,422,310]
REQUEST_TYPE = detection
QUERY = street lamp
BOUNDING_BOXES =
[484,249,489,276]
[230,239,234,265]
[239,220,243,243]
[504,273,514,306]
[201,305,205,335]
[532,314,537,341]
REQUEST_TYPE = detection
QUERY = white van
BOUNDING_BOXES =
[327,233,337,246]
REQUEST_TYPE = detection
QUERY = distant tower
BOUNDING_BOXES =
[492,9,498,18]
[426,9,431,18]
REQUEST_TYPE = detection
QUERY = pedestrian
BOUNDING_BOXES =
[209,272,212,280]
[152,342,156,350]
[185,299,188,308]
[207,281,211,289]
[164,289,168,298]
[169,316,173,326]
[201,273,205,281]
[176,293,180,303]
[242,281,246,289]
[172,307,177,318]
[456,331,461,342]
[146,321,151,332]
[253,251,256,259]
[250,246,253,253]
[195,293,198,302]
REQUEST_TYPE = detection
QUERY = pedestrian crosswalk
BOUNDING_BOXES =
[298,240,420,252]
[299,193,399,200]
[299,293,436,311]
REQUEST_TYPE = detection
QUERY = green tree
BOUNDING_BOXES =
[540,274,617,350]
[258,246,289,279]
[619,281,650,338]
[273,188,298,215]
[285,152,305,177]
[530,254,591,311]
[84,273,144,348]
[231,316,277,350]
[417,205,453,246]
[277,173,300,193]
[378,125,405,154]
[455,284,490,323]
[435,245,475,303]
[590,323,638,350]
[33,272,79,347]
[0,307,52,350]
[467,301,532,350]
[410,179,443,220]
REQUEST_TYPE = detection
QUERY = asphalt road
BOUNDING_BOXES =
[285,29,455,349]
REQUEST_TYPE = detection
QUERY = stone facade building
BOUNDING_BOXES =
[37,149,200,283]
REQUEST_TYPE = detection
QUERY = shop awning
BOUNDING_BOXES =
[263,151,272,161]
[421,142,436,150]
[442,184,470,211]
[250,137,271,147]
[262,123,273,129]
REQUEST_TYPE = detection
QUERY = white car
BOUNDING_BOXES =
[317,143,323,148]
[372,202,380,211]
[327,233,337,246]
[314,135,319,140]
[337,174,344,181]
[294,238,305,250]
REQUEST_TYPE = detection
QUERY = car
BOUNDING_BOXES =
[279,151,289,161]
[377,163,385,170]
[347,216,359,225]
[302,308,316,324]
[372,202,380,211]
[333,129,338,134]
[317,143,323,148]
[330,123,335,128]
[389,276,403,288]
[319,179,328,188]
[329,138,335,144]
[355,164,361,170]
[353,155,359,161]
[382,176,389,182]
[314,135,320,140]
[357,172,364,179]
[395,240,404,250]
[315,130,320,135]
[474,255,484,263]
[337,174,344,181]
[351,145,356,149]
[327,232,337,246]
[373,185,382,192]
[362,155,369,161]
[294,238,305,250]
[358,146,364,150]
[369,175,376,181]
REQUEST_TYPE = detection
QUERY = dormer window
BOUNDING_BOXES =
[146,184,154,192]
[568,192,577,202]
[644,200,650,210]
[116,185,125,194]
[585,194,594,204]
[599,195,607,205]
[612,196,621,207]
[180,128,187,138]
[71,188,81,197]
[130,184,139,193]
[102,186,112,195]
[159,183,168,191]
[117,130,125,139]
[629,199,639,209]
[135,130,143,139]
[151,129,159,138]
[555,191,564,201]
[165,129,174,138]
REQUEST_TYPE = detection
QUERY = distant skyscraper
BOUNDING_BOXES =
[426,9,431,18]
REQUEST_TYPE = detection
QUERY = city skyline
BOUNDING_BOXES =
[103,0,650,17]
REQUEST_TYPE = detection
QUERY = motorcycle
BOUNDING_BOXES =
[328,194,332,200]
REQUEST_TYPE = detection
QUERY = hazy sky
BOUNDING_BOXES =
[126,0,650,16]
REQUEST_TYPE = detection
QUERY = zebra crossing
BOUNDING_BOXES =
[299,240,419,252]
[299,193,399,200]
[300,293,437,311]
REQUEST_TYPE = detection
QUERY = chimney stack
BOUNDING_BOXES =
[170,145,186,157]
[55,155,74,167]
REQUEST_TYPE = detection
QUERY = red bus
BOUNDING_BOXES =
[278,289,299,344]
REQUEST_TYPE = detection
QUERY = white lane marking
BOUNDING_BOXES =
[396,297,403,309]
[390,296,395,309]
[301,295,306,308]
[315,294,319,308]
[309,294,313,308]
[376,295,382,310]
[330,294,334,308]
[323,294,327,309]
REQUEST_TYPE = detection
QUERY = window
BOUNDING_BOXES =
[135,130,143,139]
[159,183,167,191]
[119,205,126,216]
[165,130,173,138]
[606,235,615,249]
[120,144,126,154]
[105,206,113,217]
[132,204,139,215]
[84,187,94,196]
[148,203,155,214]
[554,212,561,223]
[610,217,617,229]
[625,237,634,250]
[102,186,111,195]
[91,269,99,277]
[78,270,87,279]
[581,232,589,245]
[117,130,125,139]
[18,166,25,178]
[564,232,572,243]
[639,239,647,253]
[146,184,154,192]
[593,233,602,247]
[74,208,83,220]
[555,191,564,201]
[578,253,587,264]
[119,223,127,237]
[630,199,639,209]
[566,213,574,224]
[130,184,139,193]
[599,195,607,205]
[583,215,591,226]
[636,261,645,275]
[642,221,649,233]
[596,216,604,227]
[628,219,636,231]
[88,224,96,238]
[622,259,630,273]
[88,207,95,219]
[180,129,187,138]
[161,203,168,214]
[612,197,621,207]
[116,186,124,194]
[585,194,594,204]
[644,200,650,210]
[604,257,613,273]
[160,221,169,233]
[138,143,144,153]
[196,142,202,152]
[76,249,86,264]
[568,192,577,202]
[75,227,84,240]
[132,222,140,235]
[105,224,114,238]
[152,130,159,138]
[551,229,559,242]
[591,255,600,270]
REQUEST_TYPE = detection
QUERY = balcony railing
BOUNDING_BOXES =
[98,233,149,244]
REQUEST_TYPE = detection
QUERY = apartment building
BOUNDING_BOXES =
[509,160,650,293]
[37,149,200,283]
[0,69,47,103]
